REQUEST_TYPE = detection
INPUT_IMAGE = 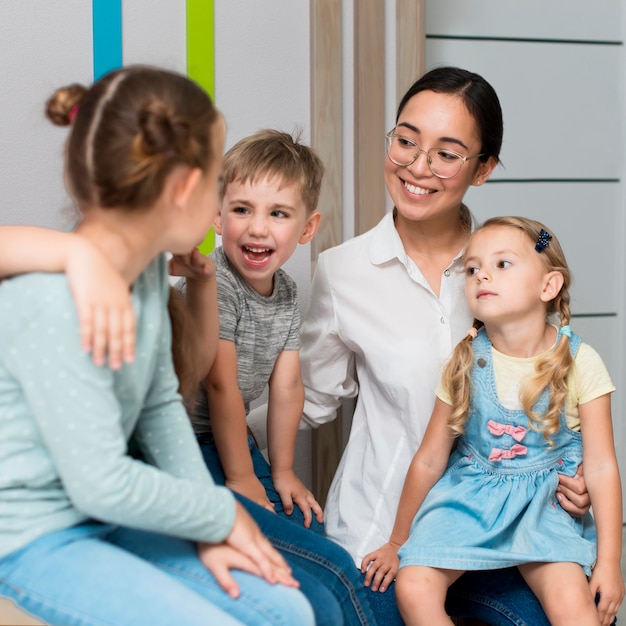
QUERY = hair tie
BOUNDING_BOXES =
[466,327,478,340]
[68,104,80,124]
[535,229,552,253]
[558,325,572,339]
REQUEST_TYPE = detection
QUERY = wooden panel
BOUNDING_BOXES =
[425,39,621,180]
[354,0,386,235]
[310,0,343,259]
[310,0,344,505]
[465,182,621,314]
[426,0,622,41]
[396,0,426,105]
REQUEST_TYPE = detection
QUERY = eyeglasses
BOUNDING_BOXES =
[385,130,484,179]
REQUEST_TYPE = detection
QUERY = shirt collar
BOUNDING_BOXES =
[368,206,477,267]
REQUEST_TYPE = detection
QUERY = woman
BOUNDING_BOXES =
[300,66,590,625]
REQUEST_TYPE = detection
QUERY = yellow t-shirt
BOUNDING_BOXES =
[437,338,615,431]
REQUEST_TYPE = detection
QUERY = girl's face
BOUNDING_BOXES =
[464,225,554,326]
[384,90,496,226]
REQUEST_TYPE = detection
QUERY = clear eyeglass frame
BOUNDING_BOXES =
[385,130,484,179]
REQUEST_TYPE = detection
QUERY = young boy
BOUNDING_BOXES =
[189,129,325,531]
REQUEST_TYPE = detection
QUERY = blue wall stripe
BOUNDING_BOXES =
[92,0,123,80]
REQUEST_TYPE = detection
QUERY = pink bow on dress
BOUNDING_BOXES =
[487,419,527,442]
[488,443,528,462]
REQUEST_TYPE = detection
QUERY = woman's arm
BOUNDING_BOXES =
[300,254,358,426]
[0,226,134,368]
[579,394,624,624]
[361,398,456,592]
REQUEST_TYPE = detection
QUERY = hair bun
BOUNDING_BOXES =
[46,83,88,126]
[136,102,189,158]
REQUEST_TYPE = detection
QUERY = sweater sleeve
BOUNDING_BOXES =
[3,273,235,544]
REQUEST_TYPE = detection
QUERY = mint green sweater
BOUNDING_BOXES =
[0,255,234,558]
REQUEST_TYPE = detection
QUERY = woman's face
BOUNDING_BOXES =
[384,90,496,226]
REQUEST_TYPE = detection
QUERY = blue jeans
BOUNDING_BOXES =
[362,568,551,626]
[200,438,377,626]
[198,433,325,535]
[0,521,313,626]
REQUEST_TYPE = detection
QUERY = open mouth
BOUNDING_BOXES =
[242,246,274,264]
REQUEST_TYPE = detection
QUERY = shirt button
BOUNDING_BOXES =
[440,317,445,324]
[444,269,450,277]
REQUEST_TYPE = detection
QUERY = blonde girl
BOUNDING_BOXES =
[0,66,314,626]
[392,217,622,625]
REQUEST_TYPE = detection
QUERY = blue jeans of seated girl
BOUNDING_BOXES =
[0,522,314,626]
[200,437,375,626]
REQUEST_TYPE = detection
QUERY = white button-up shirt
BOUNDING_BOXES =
[301,212,473,565]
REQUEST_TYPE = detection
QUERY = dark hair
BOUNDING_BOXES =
[46,65,219,211]
[396,66,503,165]
[223,129,325,214]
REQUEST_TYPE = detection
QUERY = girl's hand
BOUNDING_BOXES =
[197,543,261,598]
[557,464,591,517]
[226,475,276,513]
[589,561,624,626]
[272,468,324,528]
[66,236,134,369]
[169,249,215,281]
[223,502,299,587]
[360,542,401,593]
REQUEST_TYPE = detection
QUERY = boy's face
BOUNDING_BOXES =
[216,175,320,296]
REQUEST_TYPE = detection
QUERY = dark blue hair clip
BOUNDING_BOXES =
[535,229,552,253]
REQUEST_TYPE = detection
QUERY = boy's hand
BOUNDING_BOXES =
[360,541,401,593]
[199,501,298,593]
[67,236,135,370]
[226,475,276,513]
[169,249,216,281]
[588,561,624,626]
[272,468,324,529]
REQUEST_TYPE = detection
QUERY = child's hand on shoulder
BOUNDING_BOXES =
[272,468,324,529]
[67,235,134,370]
[360,541,401,593]
[169,248,215,282]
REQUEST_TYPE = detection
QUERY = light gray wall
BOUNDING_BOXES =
[423,1,625,497]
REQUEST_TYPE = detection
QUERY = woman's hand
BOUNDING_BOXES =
[66,236,135,369]
[360,541,401,593]
[272,468,324,528]
[557,464,591,517]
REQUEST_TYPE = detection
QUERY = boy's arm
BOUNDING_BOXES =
[579,394,624,623]
[267,349,323,528]
[361,398,456,593]
[169,250,219,379]
[205,338,274,511]
[0,226,134,369]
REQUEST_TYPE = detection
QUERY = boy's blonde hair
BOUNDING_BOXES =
[222,129,324,214]
[444,216,573,445]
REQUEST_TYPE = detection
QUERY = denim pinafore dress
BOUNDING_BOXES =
[398,328,597,575]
